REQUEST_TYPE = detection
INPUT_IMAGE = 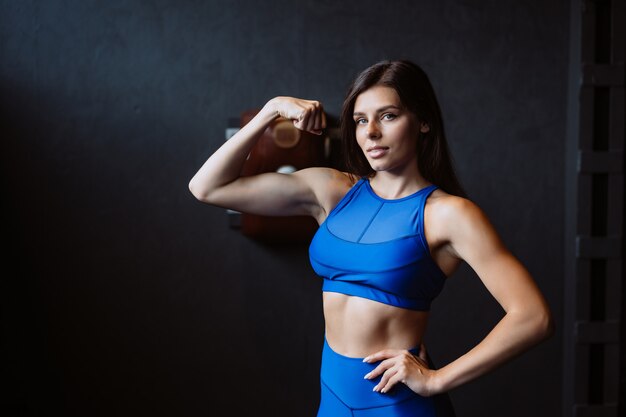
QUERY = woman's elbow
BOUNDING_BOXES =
[188,178,212,203]
[533,306,555,342]
[512,304,555,345]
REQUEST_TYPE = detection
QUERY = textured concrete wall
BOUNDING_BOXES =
[1,1,568,416]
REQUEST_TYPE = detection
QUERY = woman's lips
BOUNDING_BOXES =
[367,147,389,159]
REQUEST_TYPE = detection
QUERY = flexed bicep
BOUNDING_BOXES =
[201,169,320,217]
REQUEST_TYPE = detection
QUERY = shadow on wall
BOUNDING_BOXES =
[1,79,326,416]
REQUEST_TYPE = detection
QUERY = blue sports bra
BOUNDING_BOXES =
[308,178,447,311]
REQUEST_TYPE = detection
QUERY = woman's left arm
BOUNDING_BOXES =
[428,196,554,392]
[364,196,554,395]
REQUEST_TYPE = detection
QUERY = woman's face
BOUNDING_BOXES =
[353,85,429,175]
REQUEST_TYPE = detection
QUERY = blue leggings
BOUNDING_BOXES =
[317,339,455,417]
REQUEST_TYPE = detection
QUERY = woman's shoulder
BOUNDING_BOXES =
[294,167,358,217]
[427,188,493,236]
[428,188,473,210]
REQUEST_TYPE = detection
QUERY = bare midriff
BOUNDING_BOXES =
[323,292,429,358]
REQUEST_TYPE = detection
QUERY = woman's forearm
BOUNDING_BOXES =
[188,99,279,201]
[434,308,553,393]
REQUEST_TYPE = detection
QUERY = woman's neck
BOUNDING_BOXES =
[368,168,431,200]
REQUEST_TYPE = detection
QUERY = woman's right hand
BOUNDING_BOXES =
[266,96,327,135]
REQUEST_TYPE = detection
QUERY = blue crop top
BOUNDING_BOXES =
[308,178,447,311]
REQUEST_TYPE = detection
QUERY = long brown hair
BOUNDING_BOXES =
[340,60,466,198]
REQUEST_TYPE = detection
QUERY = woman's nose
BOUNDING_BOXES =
[366,121,381,138]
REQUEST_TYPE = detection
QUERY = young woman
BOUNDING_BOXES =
[189,60,554,417]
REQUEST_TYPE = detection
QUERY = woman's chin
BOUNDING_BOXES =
[367,161,387,171]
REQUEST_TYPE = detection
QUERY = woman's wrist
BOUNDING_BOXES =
[427,368,449,396]
[260,97,283,121]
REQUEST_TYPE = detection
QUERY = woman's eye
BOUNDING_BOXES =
[355,118,367,124]
[382,113,397,121]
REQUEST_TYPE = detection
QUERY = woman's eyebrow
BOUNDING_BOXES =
[353,105,401,116]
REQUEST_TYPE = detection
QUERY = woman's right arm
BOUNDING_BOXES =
[188,97,329,218]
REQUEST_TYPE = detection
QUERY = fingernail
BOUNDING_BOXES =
[362,357,369,363]
[363,373,370,379]
[372,386,378,392]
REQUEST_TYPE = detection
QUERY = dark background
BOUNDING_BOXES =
[1,1,568,416]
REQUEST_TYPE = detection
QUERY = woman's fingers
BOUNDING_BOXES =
[305,101,318,132]
[363,348,409,380]
[293,108,312,132]
[365,350,430,394]
[363,348,401,364]
[304,101,324,134]
[313,104,326,135]
[373,366,398,392]
[363,357,394,380]
[278,97,325,135]
[378,368,406,393]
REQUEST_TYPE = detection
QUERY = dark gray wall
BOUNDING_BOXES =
[1,1,568,416]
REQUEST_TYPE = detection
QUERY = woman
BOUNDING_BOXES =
[189,60,554,416]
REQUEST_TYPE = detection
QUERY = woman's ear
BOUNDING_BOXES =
[419,122,430,133]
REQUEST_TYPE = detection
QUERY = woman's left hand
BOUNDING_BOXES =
[363,344,439,397]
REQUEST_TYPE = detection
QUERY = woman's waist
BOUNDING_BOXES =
[323,292,429,358]
[320,337,431,410]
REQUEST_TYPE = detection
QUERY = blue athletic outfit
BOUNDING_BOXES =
[309,178,455,416]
